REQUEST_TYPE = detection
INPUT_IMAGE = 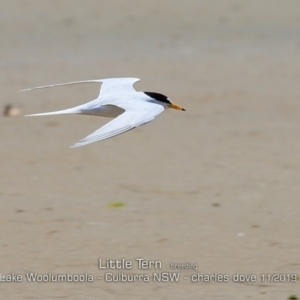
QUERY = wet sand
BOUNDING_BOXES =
[1,0,300,298]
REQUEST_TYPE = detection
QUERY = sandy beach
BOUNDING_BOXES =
[1,0,300,298]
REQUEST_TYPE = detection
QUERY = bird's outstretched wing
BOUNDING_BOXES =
[20,77,140,97]
[71,101,164,148]
[98,78,140,96]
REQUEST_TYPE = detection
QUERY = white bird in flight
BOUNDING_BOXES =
[22,77,185,148]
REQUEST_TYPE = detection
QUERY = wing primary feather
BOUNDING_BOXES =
[20,80,103,92]
[20,77,140,93]
[70,125,133,148]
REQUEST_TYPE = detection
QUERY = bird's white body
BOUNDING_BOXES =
[22,77,185,148]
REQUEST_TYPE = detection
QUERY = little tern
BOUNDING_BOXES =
[22,77,185,148]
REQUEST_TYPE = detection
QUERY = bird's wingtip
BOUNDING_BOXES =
[70,144,80,149]
[24,114,40,117]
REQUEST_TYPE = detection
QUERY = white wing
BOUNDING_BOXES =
[98,78,140,96]
[20,77,140,97]
[71,102,164,148]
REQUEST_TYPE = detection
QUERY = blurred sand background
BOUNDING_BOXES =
[1,0,300,299]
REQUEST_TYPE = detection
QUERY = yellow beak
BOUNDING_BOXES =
[169,103,186,111]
